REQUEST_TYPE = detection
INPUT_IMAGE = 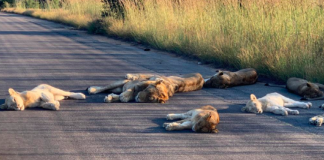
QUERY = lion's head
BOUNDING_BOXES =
[135,79,170,103]
[1,88,25,111]
[302,82,324,98]
[241,94,263,114]
[204,70,230,89]
[192,112,219,133]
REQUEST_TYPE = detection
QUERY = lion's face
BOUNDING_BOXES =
[204,71,229,88]
[303,83,324,98]
[192,112,219,133]
[242,94,263,114]
[1,88,25,111]
[135,80,169,103]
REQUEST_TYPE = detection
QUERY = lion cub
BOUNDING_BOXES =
[163,105,220,133]
[242,93,312,116]
[0,84,86,111]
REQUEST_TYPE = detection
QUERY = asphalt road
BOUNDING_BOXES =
[0,12,324,160]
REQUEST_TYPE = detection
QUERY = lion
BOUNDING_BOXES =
[163,105,220,133]
[0,84,86,111]
[241,92,312,116]
[87,73,204,103]
[286,77,324,100]
[204,68,258,89]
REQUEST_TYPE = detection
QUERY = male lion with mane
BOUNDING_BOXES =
[0,84,86,111]
[204,68,258,89]
[163,105,220,133]
[242,92,312,116]
[87,73,204,103]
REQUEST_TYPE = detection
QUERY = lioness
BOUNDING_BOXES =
[286,77,324,100]
[87,73,204,103]
[0,84,86,111]
[204,68,258,89]
[241,92,312,116]
[163,105,220,133]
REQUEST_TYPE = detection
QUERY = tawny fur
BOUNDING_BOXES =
[204,68,258,89]
[87,73,204,103]
[242,92,312,116]
[163,105,220,133]
[0,84,86,111]
[286,77,324,100]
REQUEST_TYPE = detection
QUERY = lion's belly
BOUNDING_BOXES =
[260,96,285,108]
[22,91,43,108]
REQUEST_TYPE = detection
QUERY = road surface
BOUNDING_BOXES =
[0,12,324,160]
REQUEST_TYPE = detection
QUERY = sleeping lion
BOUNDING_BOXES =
[87,73,204,103]
[0,84,86,111]
[163,105,220,133]
[286,77,324,100]
[204,68,258,89]
[241,92,312,116]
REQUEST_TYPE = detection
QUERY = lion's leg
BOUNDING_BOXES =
[165,121,192,131]
[125,74,156,81]
[309,115,324,126]
[104,93,120,103]
[166,111,193,120]
[38,84,85,100]
[284,102,312,109]
[88,80,130,94]
[163,119,189,127]
[110,87,123,94]
[283,107,299,115]
[40,92,60,110]
[54,95,65,101]
[267,106,288,116]
[40,101,60,110]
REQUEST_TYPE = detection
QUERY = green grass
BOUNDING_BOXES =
[3,0,324,83]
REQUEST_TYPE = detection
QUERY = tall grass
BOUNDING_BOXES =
[4,0,102,29]
[3,0,324,83]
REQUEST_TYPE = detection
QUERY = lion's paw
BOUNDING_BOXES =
[87,86,101,94]
[163,123,170,128]
[288,110,299,115]
[166,114,175,120]
[104,95,113,103]
[72,93,86,99]
[125,74,138,80]
[309,115,324,126]
[282,111,288,116]
[306,102,312,109]
[165,123,178,131]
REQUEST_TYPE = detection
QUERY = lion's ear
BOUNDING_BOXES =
[306,82,311,87]
[250,94,257,101]
[218,71,224,76]
[0,103,8,110]
[8,88,18,96]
